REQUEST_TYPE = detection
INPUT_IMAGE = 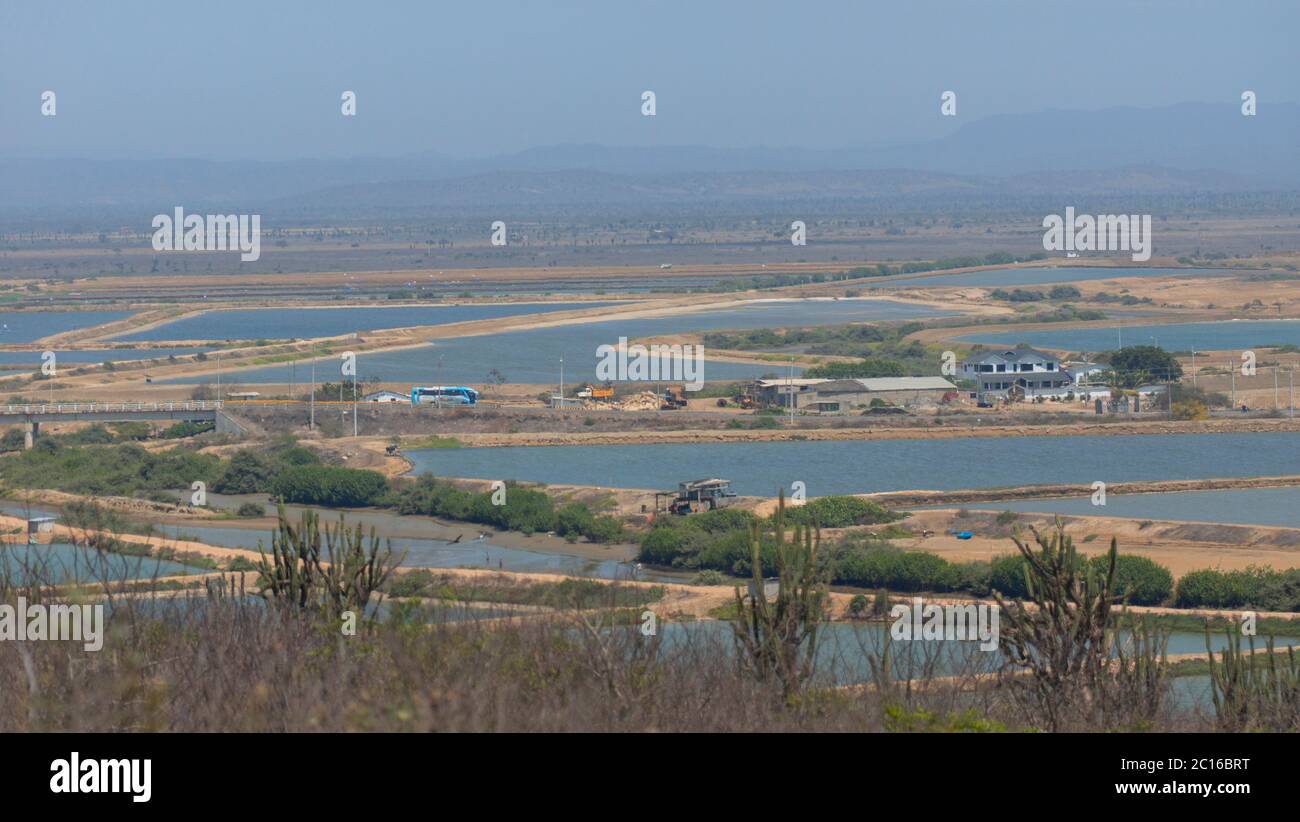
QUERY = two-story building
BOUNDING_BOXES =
[960,348,1073,400]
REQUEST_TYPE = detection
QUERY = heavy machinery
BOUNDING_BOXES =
[655,478,737,515]
[717,387,755,409]
[661,385,688,409]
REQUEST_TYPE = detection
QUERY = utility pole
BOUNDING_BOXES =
[1191,349,1196,387]
[1230,362,1236,408]
[1290,368,1294,419]
[435,354,444,408]
[216,352,222,402]
[1274,366,1279,409]
[352,365,358,437]
[559,354,565,407]
[788,357,795,425]
[310,362,316,430]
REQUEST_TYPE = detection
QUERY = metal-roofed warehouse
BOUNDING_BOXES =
[814,376,958,410]
[752,376,957,411]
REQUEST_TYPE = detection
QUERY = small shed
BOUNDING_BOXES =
[27,516,56,545]
[655,478,738,514]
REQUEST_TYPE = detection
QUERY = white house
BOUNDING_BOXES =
[960,348,1072,399]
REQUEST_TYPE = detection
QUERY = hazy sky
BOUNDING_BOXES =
[2,0,1296,160]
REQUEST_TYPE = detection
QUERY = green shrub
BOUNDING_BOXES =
[581,515,625,544]
[214,450,273,494]
[699,529,772,575]
[0,441,221,497]
[803,359,905,379]
[693,569,725,586]
[110,422,151,441]
[1173,567,1300,610]
[270,465,389,507]
[66,425,115,445]
[0,428,25,452]
[782,496,900,528]
[990,553,1033,598]
[833,546,958,592]
[160,420,214,439]
[684,507,757,533]
[1095,554,1173,605]
[393,476,616,540]
[992,551,1173,605]
[555,502,594,539]
[638,526,694,566]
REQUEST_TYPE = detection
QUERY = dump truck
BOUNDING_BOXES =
[577,382,615,401]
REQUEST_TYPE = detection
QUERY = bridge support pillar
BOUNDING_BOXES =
[24,421,39,450]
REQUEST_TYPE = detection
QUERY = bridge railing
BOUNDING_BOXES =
[1,400,224,415]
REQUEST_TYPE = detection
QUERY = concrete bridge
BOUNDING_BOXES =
[0,401,241,448]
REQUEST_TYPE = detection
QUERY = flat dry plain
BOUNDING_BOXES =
[5,244,1300,595]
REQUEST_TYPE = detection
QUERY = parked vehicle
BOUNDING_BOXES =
[411,386,479,406]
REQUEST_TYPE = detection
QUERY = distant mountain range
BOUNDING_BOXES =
[3,102,1297,217]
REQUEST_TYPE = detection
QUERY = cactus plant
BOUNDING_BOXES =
[1207,627,1300,731]
[255,504,403,622]
[730,490,828,700]
[994,520,1118,729]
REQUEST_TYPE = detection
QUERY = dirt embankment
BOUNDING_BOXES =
[868,475,1300,508]
[216,402,1300,448]
[443,416,1300,446]
[0,513,259,563]
[36,308,191,346]
[1,488,221,518]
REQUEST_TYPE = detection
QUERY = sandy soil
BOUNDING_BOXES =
[892,509,1300,579]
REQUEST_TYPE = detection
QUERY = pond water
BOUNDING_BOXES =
[176,298,946,385]
[0,310,133,342]
[649,620,1296,692]
[405,432,1300,496]
[0,496,681,584]
[113,301,615,341]
[0,542,210,585]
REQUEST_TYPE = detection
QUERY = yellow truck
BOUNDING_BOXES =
[577,382,615,401]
